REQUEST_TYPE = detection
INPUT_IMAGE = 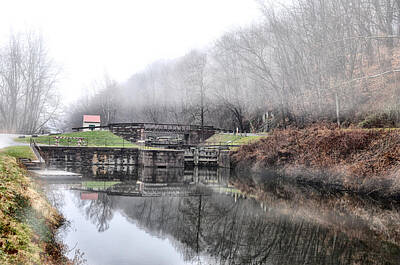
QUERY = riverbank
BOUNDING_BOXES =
[0,149,69,264]
[231,126,400,200]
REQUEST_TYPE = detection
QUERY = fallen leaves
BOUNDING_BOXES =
[232,125,400,179]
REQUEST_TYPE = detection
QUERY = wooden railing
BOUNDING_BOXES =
[30,138,44,163]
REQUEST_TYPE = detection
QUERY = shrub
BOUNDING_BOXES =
[359,109,400,128]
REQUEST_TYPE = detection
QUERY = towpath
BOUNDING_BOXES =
[0,134,26,148]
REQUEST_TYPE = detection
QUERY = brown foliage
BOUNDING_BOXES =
[231,125,400,179]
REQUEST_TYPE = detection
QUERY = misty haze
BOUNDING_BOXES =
[1,0,400,264]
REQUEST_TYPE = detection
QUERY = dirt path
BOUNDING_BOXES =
[0,134,26,149]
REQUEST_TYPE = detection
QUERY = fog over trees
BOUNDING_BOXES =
[2,1,400,133]
[64,0,400,131]
[0,32,59,133]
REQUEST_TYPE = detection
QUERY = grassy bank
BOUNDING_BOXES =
[16,130,136,147]
[231,126,400,199]
[17,131,268,149]
[0,149,68,264]
[205,133,267,146]
[0,146,36,160]
[16,130,166,150]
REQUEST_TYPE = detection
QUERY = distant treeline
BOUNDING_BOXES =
[67,0,400,132]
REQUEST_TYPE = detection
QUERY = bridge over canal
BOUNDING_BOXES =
[73,122,222,147]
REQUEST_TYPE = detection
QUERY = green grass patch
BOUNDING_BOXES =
[16,130,168,150]
[82,181,121,190]
[205,133,267,146]
[0,146,35,160]
[16,130,137,147]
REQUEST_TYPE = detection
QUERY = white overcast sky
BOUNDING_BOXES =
[0,0,262,103]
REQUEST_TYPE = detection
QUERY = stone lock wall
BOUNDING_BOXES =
[187,130,218,145]
[139,149,184,168]
[109,123,217,145]
[109,124,144,143]
[37,146,184,169]
[38,146,140,167]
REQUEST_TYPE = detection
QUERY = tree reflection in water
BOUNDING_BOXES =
[73,192,116,232]
[69,177,400,265]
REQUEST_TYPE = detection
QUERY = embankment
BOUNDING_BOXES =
[0,154,68,264]
[231,126,400,200]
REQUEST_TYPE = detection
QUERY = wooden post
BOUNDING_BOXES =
[335,92,340,128]
[194,148,199,166]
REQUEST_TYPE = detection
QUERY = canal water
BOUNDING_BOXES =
[39,167,400,265]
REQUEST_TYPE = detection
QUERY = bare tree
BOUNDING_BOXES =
[210,35,256,132]
[66,0,400,131]
[94,75,120,125]
[176,50,209,139]
[0,31,59,133]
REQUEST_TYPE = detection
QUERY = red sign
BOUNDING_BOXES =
[80,192,99,200]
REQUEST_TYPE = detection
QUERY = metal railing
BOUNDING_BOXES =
[30,138,44,162]
[31,136,158,149]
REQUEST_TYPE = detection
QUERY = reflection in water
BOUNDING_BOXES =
[42,166,400,265]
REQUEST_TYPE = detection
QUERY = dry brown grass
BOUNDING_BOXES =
[232,125,400,183]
